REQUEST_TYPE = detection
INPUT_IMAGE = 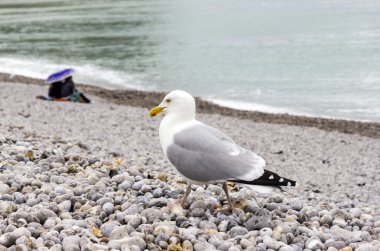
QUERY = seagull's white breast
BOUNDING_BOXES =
[159,115,198,157]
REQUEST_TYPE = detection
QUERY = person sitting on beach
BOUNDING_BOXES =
[37,68,91,103]
[48,76,75,100]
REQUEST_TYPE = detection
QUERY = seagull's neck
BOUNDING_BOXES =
[160,113,195,136]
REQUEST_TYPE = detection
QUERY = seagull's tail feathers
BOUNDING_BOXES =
[230,169,296,189]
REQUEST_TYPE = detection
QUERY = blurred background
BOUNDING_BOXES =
[0,0,379,121]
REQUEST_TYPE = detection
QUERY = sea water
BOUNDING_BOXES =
[0,0,379,122]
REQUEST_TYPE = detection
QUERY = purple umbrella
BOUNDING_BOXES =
[45,68,74,84]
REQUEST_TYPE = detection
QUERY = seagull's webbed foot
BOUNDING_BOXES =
[215,206,233,214]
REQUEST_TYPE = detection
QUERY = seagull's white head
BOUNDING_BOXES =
[149,90,196,120]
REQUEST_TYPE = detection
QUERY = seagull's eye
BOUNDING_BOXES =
[166,98,172,103]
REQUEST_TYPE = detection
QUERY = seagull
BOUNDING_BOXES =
[149,90,296,210]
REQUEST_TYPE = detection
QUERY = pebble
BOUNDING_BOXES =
[0,227,31,247]
[141,208,163,223]
[245,208,271,230]
[102,202,114,215]
[333,217,347,228]
[194,242,216,251]
[218,220,229,232]
[148,198,168,207]
[101,221,122,238]
[110,225,132,240]
[119,180,132,190]
[108,237,146,250]
[229,226,248,237]
[320,214,333,225]
[306,236,324,250]
[132,181,144,191]
[182,240,193,250]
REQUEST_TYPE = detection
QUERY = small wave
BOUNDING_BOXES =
[206,98,306,115]
[0,56,145,90]
[207,98,380,122]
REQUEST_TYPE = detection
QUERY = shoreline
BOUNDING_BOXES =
[1,72,379,138]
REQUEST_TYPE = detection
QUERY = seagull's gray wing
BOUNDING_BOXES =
[166,122,265,183]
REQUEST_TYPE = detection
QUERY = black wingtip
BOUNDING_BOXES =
[231,169,296,187]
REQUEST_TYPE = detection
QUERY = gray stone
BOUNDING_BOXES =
[148,198,168,207]
[35,209,57,224]
[111,174,127,184]
[15,235,29,245]
[332,240,346,250]
[268,194,283,203]
[59,200,72,212]
[44,217,61,229]
[218,242,234,251]
[208,235,223,247]
[96,197,113,206]
[141,184,152,193]
[141,208,162,223]
[229,226,248,237]
[240,239,254,249]
[101,221,122,238]
[110,225,132,240]
[182,240,193,250]
[119,181,132,191]
[190,200,207,210]
[135,196,149,205]
[152,188,163,198]
[194,242,216,251]
[279,245,296,251]
[182,227,199,241]
[91,244,108,250]
[102,202,114,215]
[333,217,347,228]
[244,199,261,213]
[62,235,80,251]
[260,227,273,237]
[26,198,39,207]
[199,221,218,230]
[349,208,363,218]
[218,220,229,232]
[320,214,332,225]
[290,200,303,211]
[191,208,205,217]
[305,236,324,250]
[330,225,363,243]
[132,181,144,191]
[0,227,31,247]
[228,247,241,251]
[15,243,30,251]
[5,224,17,233]
[155,233,170,245]
[245,208,271,230]
[13,192,25,204]
[326,247,338,251]
[0,182,10,194]
[108,237,146,250]
[360,213,373,222]
[263,235,281,250]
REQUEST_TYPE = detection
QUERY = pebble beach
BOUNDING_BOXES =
[0,78,379,250]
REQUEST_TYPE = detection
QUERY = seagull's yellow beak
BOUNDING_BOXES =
[149,106,164,117]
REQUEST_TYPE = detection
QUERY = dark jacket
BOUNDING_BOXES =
[48,78,75,98]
